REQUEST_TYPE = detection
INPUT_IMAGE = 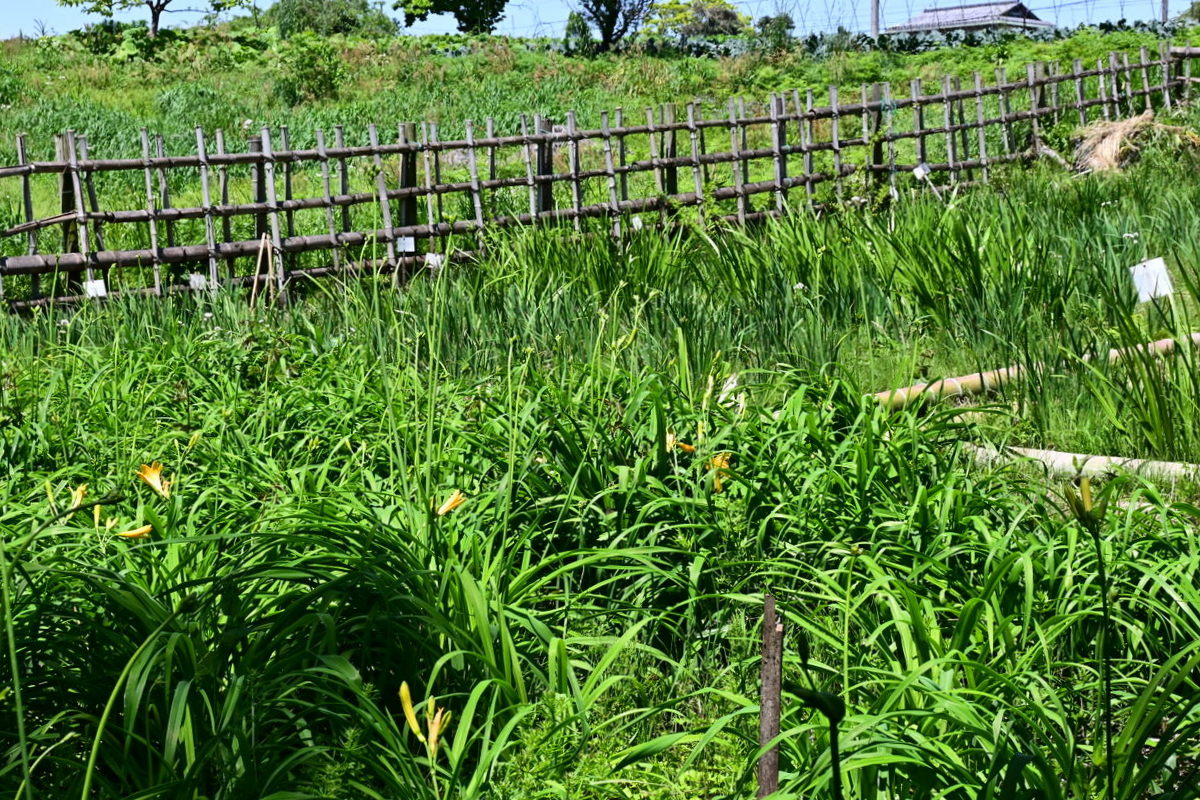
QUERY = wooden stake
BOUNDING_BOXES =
[757,594,784,799]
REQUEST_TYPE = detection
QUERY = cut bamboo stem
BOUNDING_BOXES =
[875,332,1200,411]
[967,443,1200,482]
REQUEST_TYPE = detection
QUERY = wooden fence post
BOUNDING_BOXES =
[829,86,844,201]
[15,134,37,298]
[973,72,989,183]
[565,111,583,231]
[366,123,398,277]
[214,129,236,280]
[1159,41,1172,110]
[314,128,342,273]
[769,93,786,213]
[63,131,94,289]
[942,76,958,186]
[1139,47,1153,111]
[258,127,288,298]
[1027,63,1042,150]
[1073,59,1088,128]
[398,122,419,253]
[464,119,487,236]
[758,594,784,799]
[953,76,972,181]
[600,110,622,236]
[333,126,351,234]
[138,129,163,295]
[869,83,884,192]
[1108,52,1121,119]
[248,135,267,240]
[728,97,746,224]
[686,101,705,224]
[534,115,555,218]
[195,126,219,288]
[662,103,679,199]
[803,89,816,207]
[911,79,928,165]
[279,125,295,240]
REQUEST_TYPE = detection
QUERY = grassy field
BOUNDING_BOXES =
[3,120,1200,800]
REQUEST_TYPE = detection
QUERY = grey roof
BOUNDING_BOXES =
[885,3,1055,34]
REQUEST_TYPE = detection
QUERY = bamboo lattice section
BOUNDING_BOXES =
[0,44,1195,310]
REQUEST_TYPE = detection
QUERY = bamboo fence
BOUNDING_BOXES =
[0,43,1196,310]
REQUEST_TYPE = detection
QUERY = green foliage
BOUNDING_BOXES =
[266,0,398,39]
[0,65,22,107]
[564,11,598,57]
[271,31,346,105]
[391,0,509,34]
[645,0,749,39]
[755,13,795,53]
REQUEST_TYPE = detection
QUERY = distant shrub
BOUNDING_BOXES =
[272,32,346,105]
[0,64,22,107]
[266,0,398,39]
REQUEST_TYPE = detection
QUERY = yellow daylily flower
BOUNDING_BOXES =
[709,453,731,494]
[135,462,171,499]
[69,484,87,516]
[666,432,696,454]
[399,682,426,743]
[429,707,451,758]
[116,524,153,539]
[436,490,466,516]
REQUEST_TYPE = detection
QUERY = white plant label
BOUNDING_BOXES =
[424,253,445,270]
[912,163,930,181]
[397,236,416,254]
[1129,257,1172,303]
[188,273,209,291]
[83,279,107,298]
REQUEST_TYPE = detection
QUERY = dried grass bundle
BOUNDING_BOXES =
[1074,110,1200,172]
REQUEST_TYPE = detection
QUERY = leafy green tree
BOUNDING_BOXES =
[563,11,598,56]
[390,0,508,34]
[645,0,748,39]
[575,0,654,51]
[55,0,247,37]
[266,0,398,38]
[755,13,794,52]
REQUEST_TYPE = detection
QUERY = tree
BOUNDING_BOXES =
[575,0,654,51]
[391,0,508,34]
[563,11,598,56]
[645,0,748,40]
[266,0,398,38]
[56,0,247,38]
[755,13,794,52]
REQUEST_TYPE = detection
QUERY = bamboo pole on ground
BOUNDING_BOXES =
[875,332,1200,411]
[967,443,1200,482]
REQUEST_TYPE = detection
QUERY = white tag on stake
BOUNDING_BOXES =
[187,273,209,291]
[397,236,416,254]
[83,279,107,298]
[1130,257,1173,303]
[913,163,930,181]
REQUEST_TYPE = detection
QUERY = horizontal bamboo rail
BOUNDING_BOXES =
[1,44,1193,309]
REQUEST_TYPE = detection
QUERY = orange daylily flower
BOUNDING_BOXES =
[135,462,171,499]
[709,453,731,493]
[116,524,153,539]
[436,490,466,516]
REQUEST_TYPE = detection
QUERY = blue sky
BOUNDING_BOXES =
[1,0,1187,41]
